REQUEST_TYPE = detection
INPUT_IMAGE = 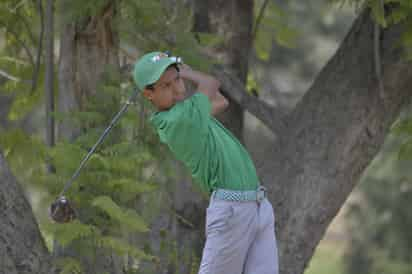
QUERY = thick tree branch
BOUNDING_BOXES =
[211,64,288,134]
[0,152,55,273]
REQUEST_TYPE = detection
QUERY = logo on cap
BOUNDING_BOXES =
[151,53,168,63]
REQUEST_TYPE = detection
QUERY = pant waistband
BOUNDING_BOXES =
[211,186,267,203]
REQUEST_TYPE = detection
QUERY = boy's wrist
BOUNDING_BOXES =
[178,64,193,76]
[179,66,199,83]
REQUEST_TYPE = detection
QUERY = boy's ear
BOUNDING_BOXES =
[142,88,153,101]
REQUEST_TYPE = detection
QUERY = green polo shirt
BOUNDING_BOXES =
[150,93,259,194]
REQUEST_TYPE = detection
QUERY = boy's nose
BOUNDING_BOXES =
[173,85,183,96]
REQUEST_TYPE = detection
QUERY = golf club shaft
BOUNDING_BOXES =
[59,89,139,197]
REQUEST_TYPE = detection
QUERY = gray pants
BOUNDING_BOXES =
[199,195,279,274]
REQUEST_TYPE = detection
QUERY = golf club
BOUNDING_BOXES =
[49,88,139,223]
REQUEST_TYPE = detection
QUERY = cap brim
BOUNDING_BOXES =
[146,58,178,87]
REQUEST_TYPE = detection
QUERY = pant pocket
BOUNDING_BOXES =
[205,203,234,235]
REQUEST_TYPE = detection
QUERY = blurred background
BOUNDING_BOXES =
[1,0,411,273]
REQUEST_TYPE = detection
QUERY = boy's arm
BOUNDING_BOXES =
[178,64,229,116]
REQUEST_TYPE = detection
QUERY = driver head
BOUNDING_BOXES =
[49,196,77,223]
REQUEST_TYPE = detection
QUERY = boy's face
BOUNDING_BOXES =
[142,66,186,111]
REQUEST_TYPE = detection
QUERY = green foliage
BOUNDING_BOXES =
[92,196,149,233]
[305,241,344,274]
[98,236,155,261]
[369,0,387,27]
[117,0,214,72]
[0,0,48,122]
[0,0,40,53]
[50,221,101,247]
[371,1,412,28]
[274,24,299,49]
[254,0,298,61]
[392,117,412,160]
[330,0,412,25]
[0,56,45,121]
[367,249,411,274]
[0,128,47,185]
[195,33,224,48]
[246,72,259,96]
[58,111,107,128]
[99,178,158,203]
[56,257,84,274]
[331,1,412,59]
[57,0,112,23]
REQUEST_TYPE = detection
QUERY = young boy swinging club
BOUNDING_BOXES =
[133,51,279,274]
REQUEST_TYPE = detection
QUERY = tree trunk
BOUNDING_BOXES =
[56,1,122,273]
[254,9,412,274]
[0,151,54,274]
[57,0,120,141]
[194,0,254,140]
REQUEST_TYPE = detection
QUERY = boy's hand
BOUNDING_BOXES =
[177,64,228,116]
[178,63,192,72]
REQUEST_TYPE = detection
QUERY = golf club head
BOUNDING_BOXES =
[49,196,77,223]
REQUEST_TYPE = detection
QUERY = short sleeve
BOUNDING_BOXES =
[150,93,211,163]
[190,92,211,117]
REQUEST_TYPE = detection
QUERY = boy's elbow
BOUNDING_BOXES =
[209,78,221,91]
[199,78,221,97]
[211,96,229,116]
[222,96,229,110]
[215,78,221,89]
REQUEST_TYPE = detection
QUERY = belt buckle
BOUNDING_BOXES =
[256,185,266,203]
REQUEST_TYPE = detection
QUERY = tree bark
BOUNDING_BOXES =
[0,152,54,274]
[57,0,120,141]
[57,20,78,141]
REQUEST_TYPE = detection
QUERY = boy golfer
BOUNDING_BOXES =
[133,51,278,274]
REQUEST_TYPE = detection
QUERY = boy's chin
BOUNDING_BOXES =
[158,98,185,111]
[158,103,175,111]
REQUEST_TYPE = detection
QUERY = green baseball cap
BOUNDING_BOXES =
[133,51,180,90]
